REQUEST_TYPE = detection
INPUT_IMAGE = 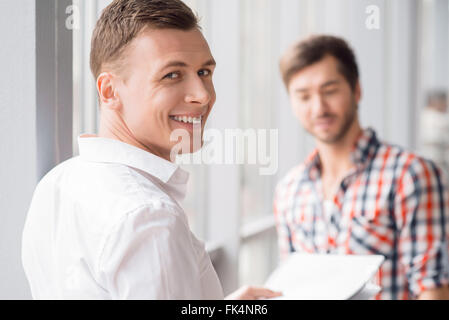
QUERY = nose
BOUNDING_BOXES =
[310,93,329,117]
[185,76,212,106]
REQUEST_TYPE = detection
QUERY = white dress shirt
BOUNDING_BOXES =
[22,135,224,300]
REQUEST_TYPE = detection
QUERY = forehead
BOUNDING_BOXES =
[288,55,343,90]
[126,28,213,70]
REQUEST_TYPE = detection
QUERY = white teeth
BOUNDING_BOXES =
[171,115,202,124]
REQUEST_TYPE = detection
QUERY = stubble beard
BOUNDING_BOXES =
[311,99,358,145]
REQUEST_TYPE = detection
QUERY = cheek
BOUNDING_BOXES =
[208,83,216,105]
[328,92,352,115]
[118,81,148,118]
[124,96,152,126]
[120,92,160,135]
[155,84,185,106]
[203,80,216,107]
[291,101,310,124]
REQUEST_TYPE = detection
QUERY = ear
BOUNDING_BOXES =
[96,72,121,110]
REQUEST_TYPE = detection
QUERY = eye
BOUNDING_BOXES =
[163,72,180,80]
[198,69,212,77]
[323,89,338,95]
[300,95,310,102]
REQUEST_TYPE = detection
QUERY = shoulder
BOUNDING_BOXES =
[30,156,82,204]
[370,138,441,176]
[34,156,80,187]
[107,201,188,237]
[32,156,183,232]
[90,163,185,231]
[400,153,444,190]
[374,141,446,192]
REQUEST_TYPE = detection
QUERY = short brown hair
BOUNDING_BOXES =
[279,35,359,90]
[90,0,199,80]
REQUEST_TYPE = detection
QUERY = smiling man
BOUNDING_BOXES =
[273,35,449,300]
[22,0,279,300]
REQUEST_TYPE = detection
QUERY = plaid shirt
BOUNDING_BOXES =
[273,128,449,299]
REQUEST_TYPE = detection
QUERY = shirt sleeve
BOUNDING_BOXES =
[397,157,449,298]
[97,203,203,299]
[273,183,294,261]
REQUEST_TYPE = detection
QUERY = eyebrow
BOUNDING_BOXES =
[320,80,340,89]
[294,79,340,93]
[160,59,216,71]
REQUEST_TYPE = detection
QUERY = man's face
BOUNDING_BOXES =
[287,55,360,144]
[114,28,216,160]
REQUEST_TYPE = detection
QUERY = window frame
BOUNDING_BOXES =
[36,0,73,179]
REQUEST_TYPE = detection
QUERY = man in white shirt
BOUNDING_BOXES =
[22,0,280,300]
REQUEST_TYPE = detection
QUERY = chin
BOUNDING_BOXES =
[319,136,340,144]
[172,139,204,155]
[319,129,350,144]
[311,128,337,143]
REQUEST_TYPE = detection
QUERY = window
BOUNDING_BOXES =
[238,0,280,286]
[72,0,101,156]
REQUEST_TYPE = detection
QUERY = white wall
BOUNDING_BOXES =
[0,0,36,299]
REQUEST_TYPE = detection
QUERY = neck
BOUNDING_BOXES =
[316,119,362,179]
[98,108,168,161]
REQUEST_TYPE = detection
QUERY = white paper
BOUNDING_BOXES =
[349,283,381,300]
[264,253,385,300]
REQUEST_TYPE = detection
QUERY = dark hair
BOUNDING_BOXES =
[90,0,199,79]
[279,35,359,90]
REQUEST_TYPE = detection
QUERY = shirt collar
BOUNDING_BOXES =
[349,127,380,166]
[78,135,189,200]
[305,127,380,180]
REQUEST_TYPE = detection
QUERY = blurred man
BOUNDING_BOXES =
[22,0,279,300]
[273,35,449,299]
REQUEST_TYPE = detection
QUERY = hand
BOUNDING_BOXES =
[417,285,449,300]
[225,285,282,300]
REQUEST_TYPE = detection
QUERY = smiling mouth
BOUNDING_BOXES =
[169,115,202,125]
[315,116,335,125]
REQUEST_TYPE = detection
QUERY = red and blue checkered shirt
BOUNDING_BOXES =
[273,128,449,299]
